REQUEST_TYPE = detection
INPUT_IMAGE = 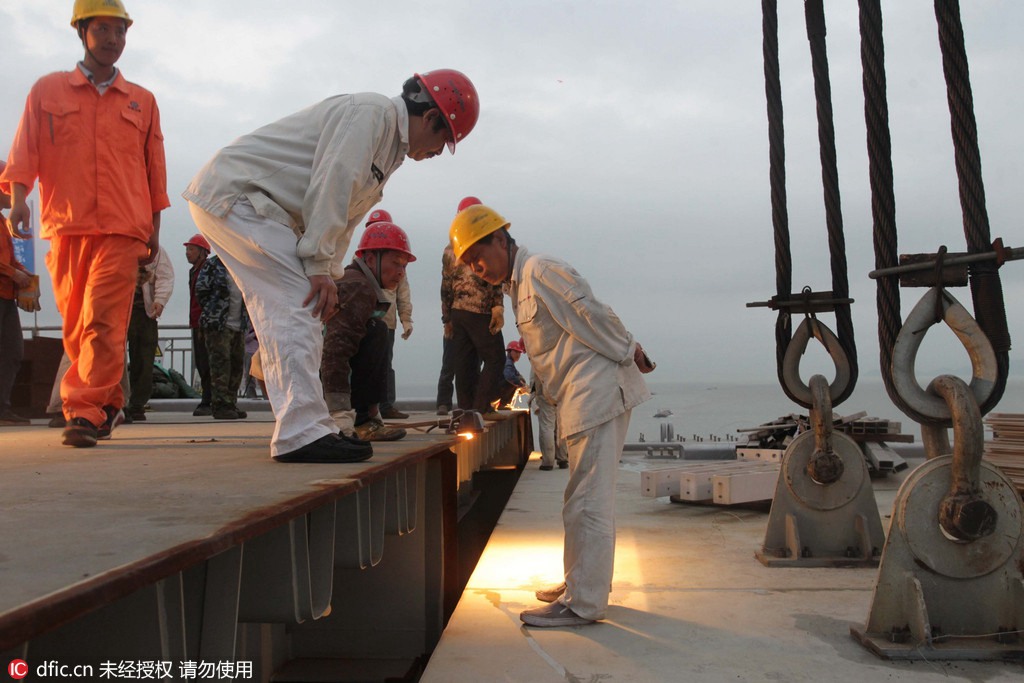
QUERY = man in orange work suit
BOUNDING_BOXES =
[0,0,168,448]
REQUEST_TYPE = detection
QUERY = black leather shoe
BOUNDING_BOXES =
[213,407,246,420]
[380,407,409,420]
[539,464,554,471]
[273,434,374,463]
[339,432,373,449]
[62,418,98,448]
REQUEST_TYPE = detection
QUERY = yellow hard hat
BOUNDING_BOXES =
[71,0,133,28]
[449,205,510,260]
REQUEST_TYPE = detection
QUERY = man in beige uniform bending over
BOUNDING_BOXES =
[184,70,479,463]
[449,204,655,627]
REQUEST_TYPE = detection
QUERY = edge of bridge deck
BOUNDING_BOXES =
[0,411,460,652]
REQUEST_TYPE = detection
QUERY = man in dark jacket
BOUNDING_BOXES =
[322,222,415,441]
[184,233,212,415]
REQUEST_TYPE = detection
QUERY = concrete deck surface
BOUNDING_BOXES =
[421,450,1024,683]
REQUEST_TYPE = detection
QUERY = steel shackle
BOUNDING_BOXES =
[927,375,997,542]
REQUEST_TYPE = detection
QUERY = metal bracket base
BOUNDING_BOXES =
[851,457,1024,660]
[756,431,885,567]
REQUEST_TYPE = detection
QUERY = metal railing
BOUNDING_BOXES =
[28,322,198,388]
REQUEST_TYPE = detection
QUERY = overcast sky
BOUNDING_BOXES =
[2,0,1022,398]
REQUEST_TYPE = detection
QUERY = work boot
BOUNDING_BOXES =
[213,407,246,420]
[539,464,554,471]
[557,460,569,469]
[47,414,67,428]
[355,418,406,442]
[520,601,594,628]
[273,434,374,463]
[127,409,147,422]
[436,405,450,416]
[535,582,566,603]
[0,408,30,426]
[379,406,409,420]
[62,418,99,448]
[97,406,125,440]
[193,403,212,417]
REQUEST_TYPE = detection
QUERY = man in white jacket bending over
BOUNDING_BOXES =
[449,204,655,628]
[184,70,479,464]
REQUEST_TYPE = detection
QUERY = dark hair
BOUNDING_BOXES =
[401,76,441,121]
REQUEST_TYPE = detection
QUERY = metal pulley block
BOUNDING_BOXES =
[850,456,1024,659]
[852,375,1024,660]
[756,375,885,567]
[756,430,884,567]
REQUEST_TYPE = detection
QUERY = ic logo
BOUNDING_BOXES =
[8,659,28,680]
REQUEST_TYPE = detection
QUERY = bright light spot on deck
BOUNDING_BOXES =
[467,537,564,589]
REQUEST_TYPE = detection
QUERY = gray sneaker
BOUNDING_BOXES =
[535,582,566,603]
[520,601,595,627]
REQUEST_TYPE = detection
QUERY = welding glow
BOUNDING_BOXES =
[466,537,565,589]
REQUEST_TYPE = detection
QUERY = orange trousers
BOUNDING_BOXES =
[46,234,146,427]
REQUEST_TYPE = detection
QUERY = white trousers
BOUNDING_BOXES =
[560,409,631,620]
[534,392,567,467]
[187,199,337,456]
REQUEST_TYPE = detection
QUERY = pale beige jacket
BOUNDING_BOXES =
[382,277,413,331]
[140,246,174,319]
[510,247,651,438]
[183,94,409,279]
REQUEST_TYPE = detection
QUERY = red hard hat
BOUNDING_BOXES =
[415,69,479,154]
[365,209,393,227]
[507,339,526,354]
[457,196,482,213]
[183,233,210,251]
[355,222,417,262]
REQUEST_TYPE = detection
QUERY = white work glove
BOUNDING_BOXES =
[489,305,504,335]
[401,323,413,340]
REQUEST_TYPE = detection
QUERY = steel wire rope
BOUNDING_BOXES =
[860,0,1009,425]
[934,0,1010,413]
[761,0,859,408]
[805,0,859,406]
[762,0,794,403]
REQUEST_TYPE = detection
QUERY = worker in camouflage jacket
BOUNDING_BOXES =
[322,221,415,442]
[195,253,248,419]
